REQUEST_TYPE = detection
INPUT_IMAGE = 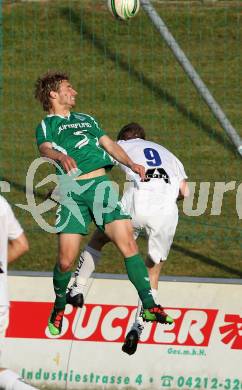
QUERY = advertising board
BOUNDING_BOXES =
[3,275,242,389]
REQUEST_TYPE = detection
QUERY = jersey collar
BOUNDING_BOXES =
[47,113,71,120]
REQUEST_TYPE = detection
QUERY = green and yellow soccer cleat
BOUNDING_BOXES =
[142,305,174,324]
[48,307,65,336]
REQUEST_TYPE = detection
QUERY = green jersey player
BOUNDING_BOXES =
[34,71,173,336]
[36,112,114,176]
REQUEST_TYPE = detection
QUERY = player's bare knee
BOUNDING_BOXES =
[58,261,73,272]
[58,255,75,272]
[123,238,138,257]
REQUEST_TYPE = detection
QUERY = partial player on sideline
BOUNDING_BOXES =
[67,122,189,355]
[0,195,39,390]
[34,71,174,337]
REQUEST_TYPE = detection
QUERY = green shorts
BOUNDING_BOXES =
[55,175,130,234]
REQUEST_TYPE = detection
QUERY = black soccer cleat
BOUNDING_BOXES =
[66,290,84,308]
[122,329,139,355]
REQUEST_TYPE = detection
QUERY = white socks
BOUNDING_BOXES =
[70,246,101,297]
[0,370,38,390]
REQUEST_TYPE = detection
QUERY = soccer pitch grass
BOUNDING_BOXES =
[1,1,241,278]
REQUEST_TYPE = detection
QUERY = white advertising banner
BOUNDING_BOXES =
[2,275,242,389]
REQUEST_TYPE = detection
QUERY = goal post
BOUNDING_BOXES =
[141,0,242,156]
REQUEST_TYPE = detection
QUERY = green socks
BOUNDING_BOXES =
[53,256,155,310]
[53,264,72,310]
[125,254,155,309]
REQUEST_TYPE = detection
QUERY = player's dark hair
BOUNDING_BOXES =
[34,70,69,111]
[117,122,146,141]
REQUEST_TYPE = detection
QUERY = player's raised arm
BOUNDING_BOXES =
[99,135,145,180]
[38,141,77,173]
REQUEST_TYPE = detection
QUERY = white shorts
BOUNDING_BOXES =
[122,186,178,264]
[0,306,9,367]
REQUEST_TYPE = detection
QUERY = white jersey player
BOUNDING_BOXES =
[0,195,38,390]
[117,136,187,264]
[66,122,189,354]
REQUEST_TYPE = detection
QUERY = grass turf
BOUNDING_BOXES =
[1,0,241,278]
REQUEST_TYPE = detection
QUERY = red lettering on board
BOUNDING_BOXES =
[6,301,219,347]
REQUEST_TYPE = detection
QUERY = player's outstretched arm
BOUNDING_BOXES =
[99,135,145,180]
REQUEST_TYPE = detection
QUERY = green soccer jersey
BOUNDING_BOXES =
[35,112,114,174]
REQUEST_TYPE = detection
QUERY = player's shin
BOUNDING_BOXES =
[124,254,155,309]
[125,255,174,324]
[53,263,72,309]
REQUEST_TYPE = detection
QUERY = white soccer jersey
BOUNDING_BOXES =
[0,196,23,306]
[117,138,187,202]
[117,139,188,263]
